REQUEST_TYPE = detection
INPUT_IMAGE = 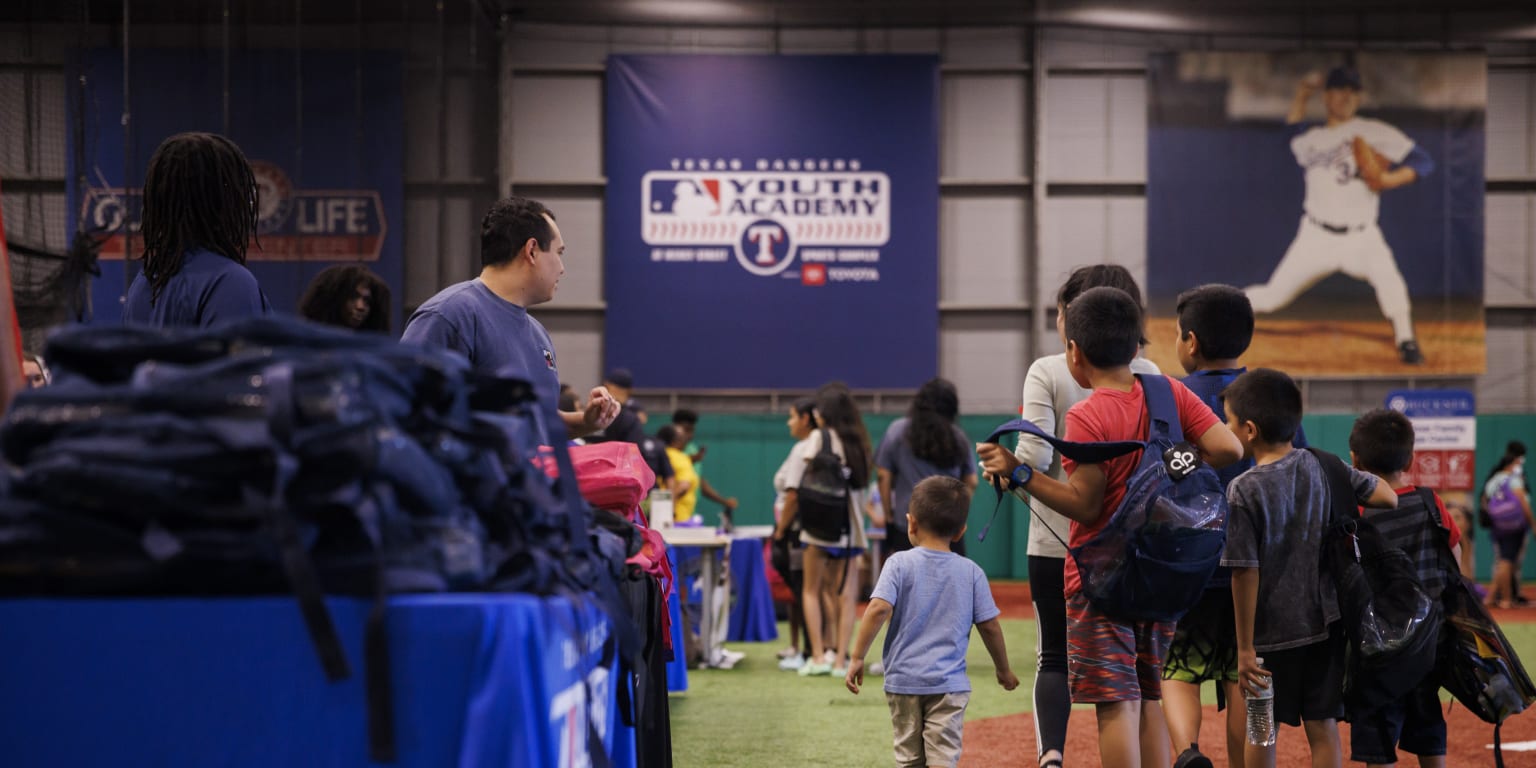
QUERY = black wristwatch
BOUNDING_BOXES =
[1009,463,1034,490]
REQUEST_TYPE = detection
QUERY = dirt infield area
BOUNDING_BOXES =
[974,581,1535,767]
[960,703,1536,767]
[1143,316,1485,377]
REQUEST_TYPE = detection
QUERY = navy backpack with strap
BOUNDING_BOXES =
[984,374,1228,623]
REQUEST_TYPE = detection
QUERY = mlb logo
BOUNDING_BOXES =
[802,264,827,286]
[648,178,721,215]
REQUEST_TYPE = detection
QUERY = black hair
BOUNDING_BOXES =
[906,377,962,469]
[657,424,681,447]
[909,476,970,538]
[790,397,817,425]
[1349,408,1415,476]
[1175,283,1254,361]
[1221,368,1302,444]
[297,264,391,332]
[480,196,556,269]
[815,381,872,488]
[1063,286,1142,369]
[139,132,258,304]
[672,409,699,427]
[1485,443,1528,487]
[1056,264,1148,345]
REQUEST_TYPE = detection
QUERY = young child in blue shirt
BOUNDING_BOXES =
[846,476,1018,768]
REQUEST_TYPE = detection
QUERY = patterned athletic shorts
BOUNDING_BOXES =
[1163,586,1238,685]
[1066,591,1176,703]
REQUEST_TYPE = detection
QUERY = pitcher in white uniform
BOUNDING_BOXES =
[1245,66,1435,365]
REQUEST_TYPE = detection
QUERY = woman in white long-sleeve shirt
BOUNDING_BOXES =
[1012,265,1159,768]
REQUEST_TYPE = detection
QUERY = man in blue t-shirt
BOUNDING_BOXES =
[402,196,618,439]
[124,132,270,328]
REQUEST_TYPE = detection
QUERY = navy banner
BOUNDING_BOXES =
[68,49,404,327]
[604,55,939,390]
[1145,52,1485,377]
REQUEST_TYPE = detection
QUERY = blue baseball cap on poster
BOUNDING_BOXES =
[1326,66,1363,91]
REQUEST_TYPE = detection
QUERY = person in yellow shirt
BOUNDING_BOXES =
[659,424,699,523]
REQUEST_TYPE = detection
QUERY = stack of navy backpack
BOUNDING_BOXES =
[0,316,638,762]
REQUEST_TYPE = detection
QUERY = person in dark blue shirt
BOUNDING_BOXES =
[1164,283,1307,768]
[298,264,391,333]
[402,196,617,438]
[123,132,270,327]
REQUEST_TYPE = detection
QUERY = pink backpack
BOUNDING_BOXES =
[567,442,674,647]
[569,442,657,513]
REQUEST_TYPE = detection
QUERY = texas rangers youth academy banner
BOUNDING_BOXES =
[1146,52,1485,377]
[68,49,404,326]
[604,55,940,389]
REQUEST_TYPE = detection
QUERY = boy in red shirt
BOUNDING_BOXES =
[979,286,1243,767]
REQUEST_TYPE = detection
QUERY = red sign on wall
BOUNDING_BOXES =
[1404,449,1475,491]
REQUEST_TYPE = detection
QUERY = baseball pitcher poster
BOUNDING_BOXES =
[1146,52,1485,376]
[604,55,940,389]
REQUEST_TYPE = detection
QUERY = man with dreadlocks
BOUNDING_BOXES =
[402,196,618,439]
[298,264,392,333]
[124,132,270,327]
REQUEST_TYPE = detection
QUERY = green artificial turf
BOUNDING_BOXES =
[669,616,1536,767]
[668,618,1035,767]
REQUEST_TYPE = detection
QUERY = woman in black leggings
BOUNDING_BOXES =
[1013,265,1160,767]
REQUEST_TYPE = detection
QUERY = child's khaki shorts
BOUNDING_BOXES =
[885,691,969,768]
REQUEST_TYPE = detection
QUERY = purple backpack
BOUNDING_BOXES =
[1487,475,1528,535]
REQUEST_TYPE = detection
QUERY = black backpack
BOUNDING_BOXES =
[796,428,851,543]
[984,374,1228,623]
[1310,448,1441,716]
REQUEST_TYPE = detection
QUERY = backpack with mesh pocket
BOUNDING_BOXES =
[983,374,1228,623]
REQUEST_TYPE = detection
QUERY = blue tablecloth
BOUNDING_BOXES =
[666,547,689,692]
[727,538,777,643]
[0,595,636,768]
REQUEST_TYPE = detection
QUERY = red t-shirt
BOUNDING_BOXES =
[1060,377,1222,596]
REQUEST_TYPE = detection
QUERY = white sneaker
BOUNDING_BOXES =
[776,646,800,660]
[701,648,746,670]
[778,654,805,671]
[867,661,885,676]
[822,650,837,665]
[797,661,832,677]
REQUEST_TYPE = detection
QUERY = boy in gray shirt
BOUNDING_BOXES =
[1219,369,1397,768]
[846,476,1018,768]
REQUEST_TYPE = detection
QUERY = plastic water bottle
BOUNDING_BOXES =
[1246,657,1276,746]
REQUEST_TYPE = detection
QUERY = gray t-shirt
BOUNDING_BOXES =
[1221,449,1378,652]
[874,418,976,529]
[872,547,1000,695]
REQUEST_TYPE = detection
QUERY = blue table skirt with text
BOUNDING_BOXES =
[0,594,637,768]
